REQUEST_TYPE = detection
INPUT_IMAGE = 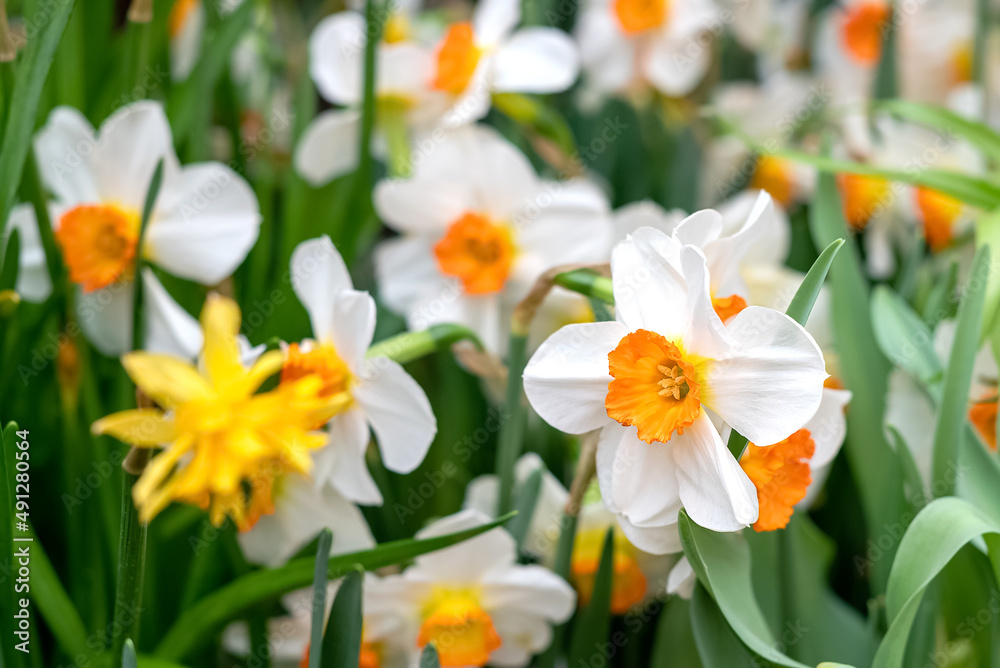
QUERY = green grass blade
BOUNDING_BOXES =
[320,569,363,668]
[568,528,614,668]
[0,0,77,230]
[308,528,333,668]
[876,100,1000,163]
[154,512,515,660]
[507,466,543,550]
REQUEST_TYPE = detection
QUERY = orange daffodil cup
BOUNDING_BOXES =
[27,101,260,355]
[522,200,828,547]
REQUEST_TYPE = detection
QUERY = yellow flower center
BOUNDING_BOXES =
[914,187,963,252]
[168,0,201,39]
[281,342,353,403]
[836,173,890,231]
[383,13,411,44]
[613,0,669,34]
[433,23,482,95]
[605,330,705,444]
[751,156,796,209]
[434,212,515,295]
[950,42,973,86]
[739,429,815,532]
[418,590,501,667]
[56,203,141,292]
[571,528,647,614]
[711,294,747,324]
[838,1,890,65]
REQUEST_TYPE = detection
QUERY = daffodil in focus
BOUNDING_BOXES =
[365,510,576,667]
[523,224,827,542]
[31,101,261,355]
[92,294,345,527]
[374,125,610,352]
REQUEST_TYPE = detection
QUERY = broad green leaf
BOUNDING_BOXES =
[872,497,1000,668]
[876,100,1000,164]
[678,511,808,668]
[777,150,1000,210]
[156,513,515,660]
[0,0,77,229]
[366,324,483,364]
[553,270,614,303]
[321,569,363,668]
[309,528,333,668]
[568,529,614,668]
[651,596,703,668]
[809,169,905,593]
[689,583,759,667]
[931,246,989,495]
[871,286,944,389]
[508,466,543,551]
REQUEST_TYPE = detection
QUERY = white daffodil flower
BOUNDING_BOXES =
[464,453,676,613]
[4,204,53,302]
[284,236,437,506]
[373,124,611,353]
[365,509,576,667]
[574,0,717,100]
[523,224,827,543]
[31,101,261,355]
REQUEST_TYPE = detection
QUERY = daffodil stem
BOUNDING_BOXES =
[496,332,528,516]
[366,324,483,365]
[111,458,149,668]
[552,269,613,303]
[130,160,165,351]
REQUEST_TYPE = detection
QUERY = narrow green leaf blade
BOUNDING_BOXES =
[123,639,138,668]
[1,227,19,291]
[876,99,1000,164]
[321,569,363,668]
[508,467,543,550]
[309,528,333,668]
[568,529,614,668]
[785,238,844,325]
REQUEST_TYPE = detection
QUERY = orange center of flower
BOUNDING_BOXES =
[915,187,963,252]
[55,203,141,292]
[613,0,669,33]
[168,0,200,39]
[418,591,501,668]
[433,23,482,94]
[951,42,973,85]
[712,294,747,324]
[836,173,890,231]
[970,395,998,451]
[434,212,515,295]
[751,156,796,209]
[739,429,815,532]
[281,343,352,405]
[571,528,647,614]
[839,1,890,65]
[605,330,704,444]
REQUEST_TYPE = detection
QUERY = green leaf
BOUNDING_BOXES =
[309,528,333,668]
[419,644,441,668]
[131,158,165,350]
[507,466,543,551]
[534,512,578,668]
[155,513,515,660]
[974,208,1000,338]
[876,99,1000,164]
[931,245,989,496]
[689,583,759,667]
[123,639,138,668]
[0,226,18,291]
[872,497,1000,668]
[568,529,614,668]
[776,149,1000,210]
[679,510,809,668]
[553,270,614,303]
[27,521,92,661]
[366,324,483,364]
[871,286,944,390]
[785,238,844,325]
[0,0,77,229]
[651,596,703,668]
[321,569,364,668]
[496,332,528,515]
[808,169,905,593]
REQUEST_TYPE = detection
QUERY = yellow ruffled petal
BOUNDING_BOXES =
[122,353,213,408]
[92,409,177,446]
[232,350,284,396]
[200,294,245,389]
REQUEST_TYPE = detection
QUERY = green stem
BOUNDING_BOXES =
[366,324,483,365]
[496,332,528,515]
[111,462,149,668]
[130,160,164,351]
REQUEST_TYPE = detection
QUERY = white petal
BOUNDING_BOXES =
[706,305,827,446]
[463,474,501,517]
[491,28,579,93]
[616,512,682,555]
[7,203,52,302]
[643,32,711,97]
[145,163,261,284]
[372,236,444,315]
[671,209,724,249]
[317,407,383,505]
[76,281,134,355]
[609,428,683,526]
[666,556,695,599]
[610,227,688,335]
[412,509,517,581]
[290,236,354,343]
[673,413,758,531]
[407,290,503,353]
[33,106,100,205]
[488,612,551,667]
[480,565,576,621]
[355,356,436,474]
[309,12,365,105]
[613,200,684,240]
[804,387,851,467]
[141,268,201,358]
[372,177,470,233]
[522,321,627,434]
[701,191,775,295]
[716,189,790,269]
[294,109,362,186]
[329,290,376,372]
[377,43,434,98]
[473,0,520,46]
[92,101,180,211]
[169,0,205,81]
